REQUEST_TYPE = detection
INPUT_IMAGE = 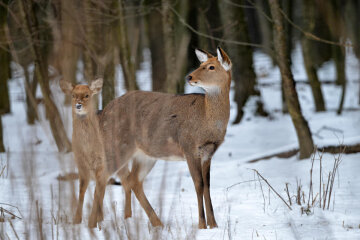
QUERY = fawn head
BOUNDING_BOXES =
[60,78,103,117]
[187,47,232,94]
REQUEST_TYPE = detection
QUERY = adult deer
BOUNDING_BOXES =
[101,47,232,229]
[60,79,107,228]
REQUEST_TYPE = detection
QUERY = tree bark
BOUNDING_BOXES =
[24,67,39,124]
[0,116,5,152]
[162,0,177,93]
[59,0,80,105]
[146,0,167,92]
[301,0,325,112]
[0,0,11,115]
[268,0,314,159]
[200,0,223,49]
[224,0,258,124]
[21,0,71,152]
[117,0,138,91]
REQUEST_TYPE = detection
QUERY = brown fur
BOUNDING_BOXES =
[100,47,232,229]
[60,79,107,228]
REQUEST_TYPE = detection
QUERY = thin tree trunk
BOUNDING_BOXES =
[186,0,199,72]
[280,0,292,113]
[146,0,166,92]
[21,0,71,152]
[224,0,258,124]
[301,0,325,112]
[0,116,4,152]
[117,0,138,91]
[162,0,177,93]
[268,0,314,159]
[0,0,11,115]
[256,0,276,65]
[24,67,39,124]
[200,0,223,49]
[102,51,115,109]
[60,0,80,105]
[334,46,346,114]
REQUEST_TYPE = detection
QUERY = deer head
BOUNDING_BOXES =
[186,47,232,94]
[60,78,103,118]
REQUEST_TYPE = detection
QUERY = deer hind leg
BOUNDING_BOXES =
[130,157,163,227]
[186,154,206,229]
[73,172,90,224]
[116,166,132,219]
[200,143,217,228]
[88,167,107,228]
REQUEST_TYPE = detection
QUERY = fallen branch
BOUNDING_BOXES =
[248,143,360,163]
[252,169,292,210]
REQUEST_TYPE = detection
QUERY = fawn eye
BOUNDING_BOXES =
[85,95,89,98]
[209,66,215,70]
[72,94,75,98]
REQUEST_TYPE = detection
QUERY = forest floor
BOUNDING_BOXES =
[1,45,360,239]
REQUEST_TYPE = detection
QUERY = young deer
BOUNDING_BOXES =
[100,47,232,229]
[60,79,107,228]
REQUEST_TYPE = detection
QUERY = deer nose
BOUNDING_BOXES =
[186,75,192,81]
[76,103,82,109]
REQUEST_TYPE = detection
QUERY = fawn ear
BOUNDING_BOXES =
[195,49,214,63]
[217,47,232,71]
[90,78,103,95]
[60,80,74,95]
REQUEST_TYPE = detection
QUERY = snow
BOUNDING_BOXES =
[1,45,360,239]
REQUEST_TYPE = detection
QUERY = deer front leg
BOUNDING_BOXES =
[88,167,107,228]
[186,156,206,229]
[202,158,217,228]
[73,173,90,224]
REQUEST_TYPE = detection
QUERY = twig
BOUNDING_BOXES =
[278,7,352,48]
[226,179,258,191]
[252,169,292,210]
[257,174,266,212]
[169,5,267,49]
[0,207,22,220]
[285,183,292,206]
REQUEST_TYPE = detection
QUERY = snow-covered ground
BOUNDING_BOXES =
[1,45,360,239]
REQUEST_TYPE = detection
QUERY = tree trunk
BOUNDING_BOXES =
[268,0,314,159]
[21,0,71,152]
[146,0,167,92]
[162,0,177,93]
[200,0,223,49]
[334,46,346,114]
[117,0,138,91]
[186,0,199,72]
[256,0,276,65]
[0,116,5,152]
[24,67,39,124]
[102,51,115,109]
[60,0,80,105]
[301,0,325,112]
[224,0,258,124]
[0,0,11,115]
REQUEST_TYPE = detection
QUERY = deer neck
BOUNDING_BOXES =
[72,108,98,128]
[203,84,230,128]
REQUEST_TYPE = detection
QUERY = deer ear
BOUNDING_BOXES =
[90,78,103,95]
[60,80,74,95]
[217,47,232,71]
[195,49,214,63]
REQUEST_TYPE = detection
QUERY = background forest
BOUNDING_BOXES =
[0,0,360,239]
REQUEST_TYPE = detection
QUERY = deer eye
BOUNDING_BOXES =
[209,66,215,70]
[85,95,89,98]
[72,94,75,98]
